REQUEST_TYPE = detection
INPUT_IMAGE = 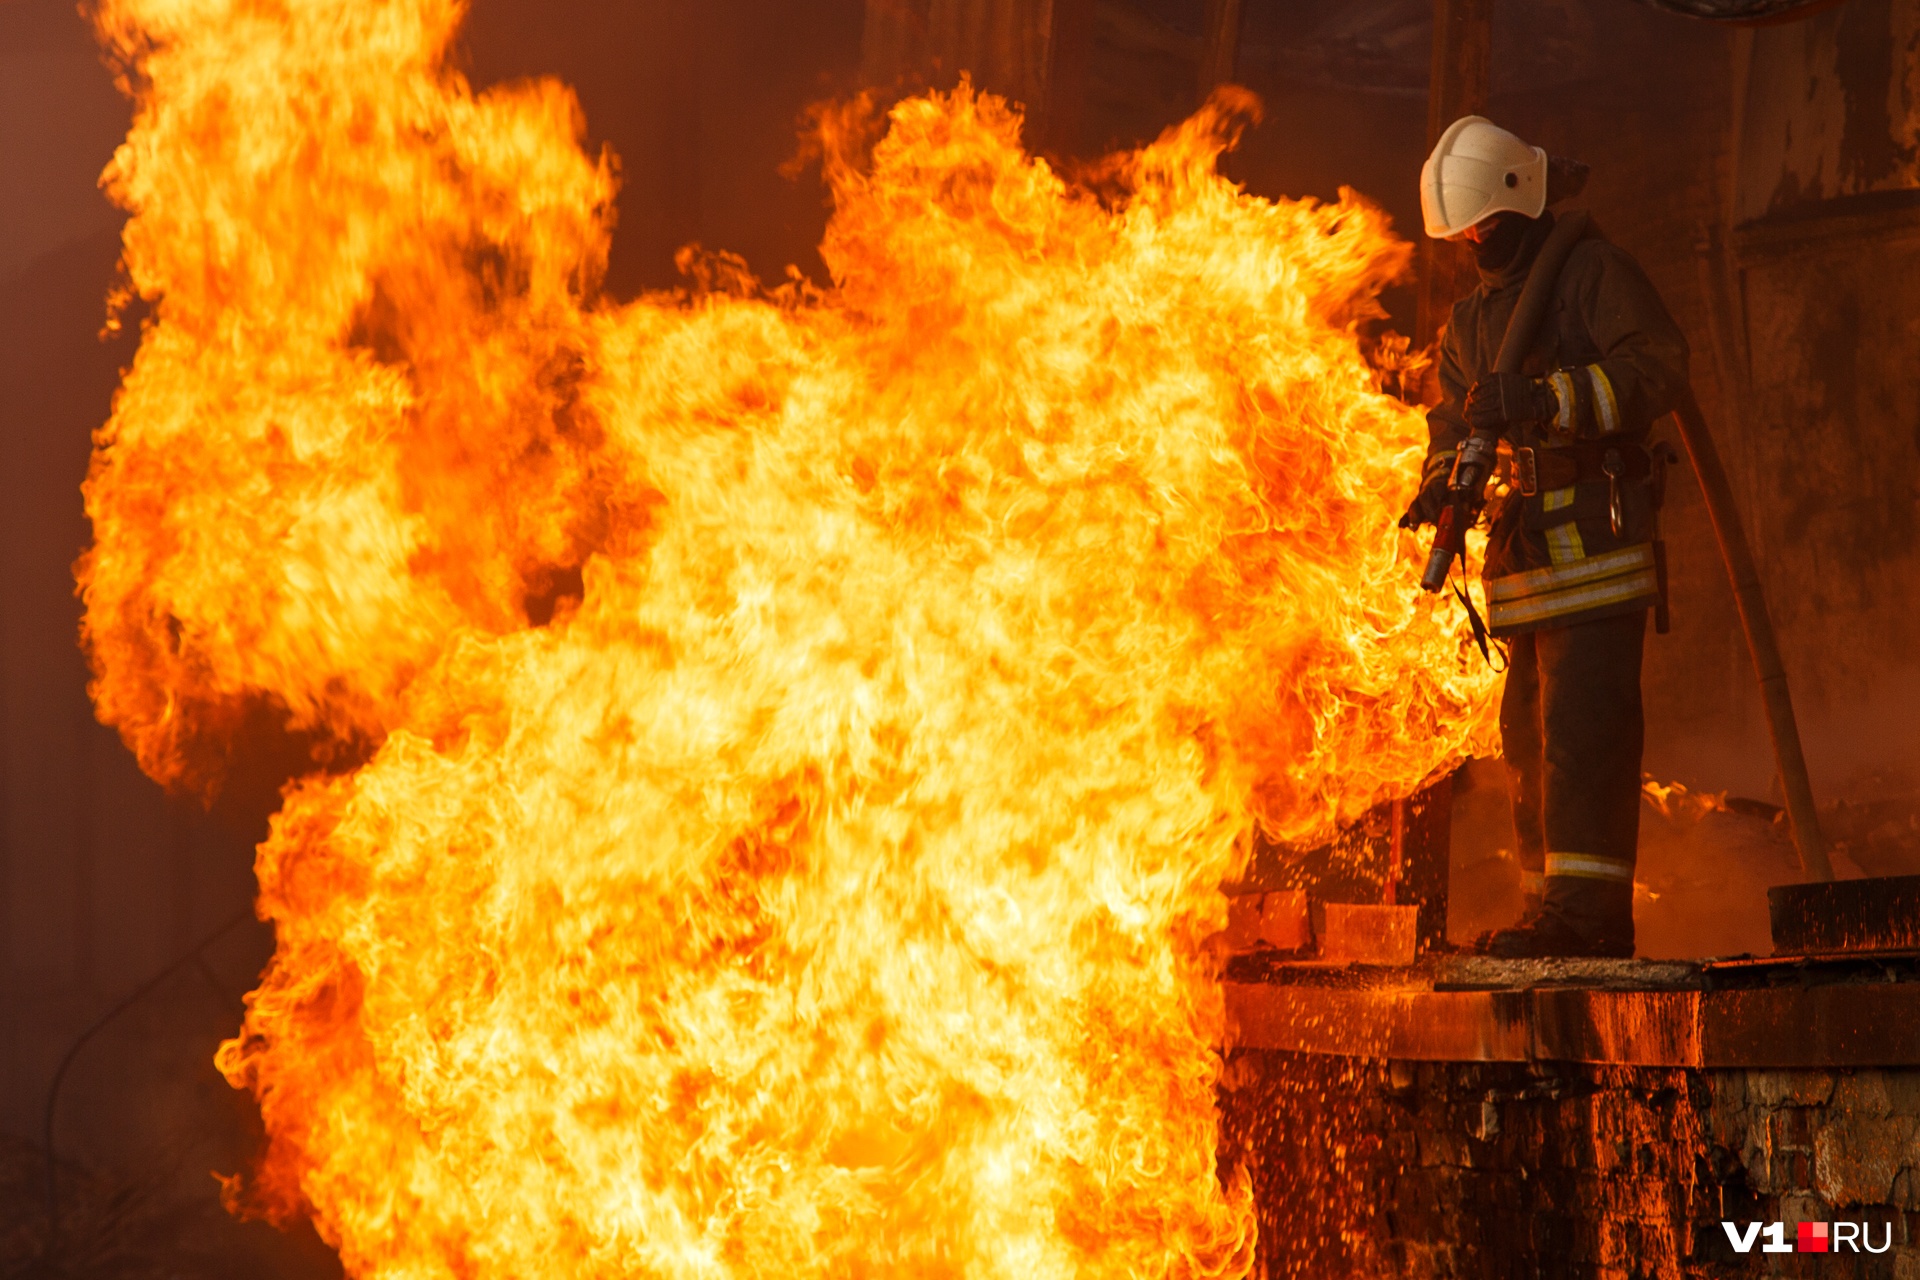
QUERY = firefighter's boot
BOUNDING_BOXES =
[1484,612,1646,960]
[1475,870,1634,958]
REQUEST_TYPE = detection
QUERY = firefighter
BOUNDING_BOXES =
[1404,116,1689,958]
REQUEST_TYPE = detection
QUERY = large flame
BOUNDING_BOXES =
[80,2,1496,1276]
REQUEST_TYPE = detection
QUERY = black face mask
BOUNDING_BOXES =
[1472,213,1536,271]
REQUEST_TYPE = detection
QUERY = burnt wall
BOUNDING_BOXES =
[1736,0,1920,222]
[1713,0,1920,803]
[459,0,866,298]
[1220,1051,1920,1279]
[863,0,1062,116]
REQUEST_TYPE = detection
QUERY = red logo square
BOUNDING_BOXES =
[1797,1222,1829,1253]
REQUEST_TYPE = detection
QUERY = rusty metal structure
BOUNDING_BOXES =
[1222,760,1920,1272]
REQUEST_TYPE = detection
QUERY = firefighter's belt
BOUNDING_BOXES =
[1512,442,1651,497]
[1485,543,1660,632]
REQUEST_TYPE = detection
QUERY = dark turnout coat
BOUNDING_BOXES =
[1425,213,1691,636]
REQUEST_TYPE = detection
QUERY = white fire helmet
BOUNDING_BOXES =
[1420,115,1548,239]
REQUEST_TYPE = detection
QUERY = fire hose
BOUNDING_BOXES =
[1669,385,1833,880]
[1411,211,1833,882]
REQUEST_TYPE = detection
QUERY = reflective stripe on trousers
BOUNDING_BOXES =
[1501,609,1647,939]
[1545,852,1634,882]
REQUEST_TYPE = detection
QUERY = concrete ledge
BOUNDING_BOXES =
[1225,973,1920,1067]
[1702,985,1920,1067]
[1227,986,1532,1061]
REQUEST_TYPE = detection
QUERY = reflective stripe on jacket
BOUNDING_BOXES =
[1425,213,1690,635]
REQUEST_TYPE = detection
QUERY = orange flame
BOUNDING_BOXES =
[1641,775,1730,823]
[80,3,1497,1275]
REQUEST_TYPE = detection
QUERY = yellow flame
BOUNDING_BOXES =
[80,2,1497,1275]
[1641,775,1730,823]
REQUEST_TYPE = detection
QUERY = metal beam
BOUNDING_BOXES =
[1226,974,1920,1067]
[1416,0,1493,349]
[1197,0,1247,100]
[1041,0,1095,153]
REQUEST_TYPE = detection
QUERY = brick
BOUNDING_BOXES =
[1884,1072,1920,1118]
[1395,1241,1450,1280]
[1709,1101,1751,1157]
[1781,1192,1829,1225]
[1594,1218,1632,1266]
[1219,1055,1918,1279]
[1835,1071,1898,1117]
[1708,1069,1747,1101]
[1744,1116,1778,1192]
[1417,1127,1470,1168]
[1320,902,1417,965]
[1774,1107,1816,1151]
[1749,1069,1837,1108]
[1715,1184,1767,1239]
[1816,1112,1919,1207]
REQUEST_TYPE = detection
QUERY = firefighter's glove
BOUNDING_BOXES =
[1399,453,1455,529]
[1465,372,1559,434]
